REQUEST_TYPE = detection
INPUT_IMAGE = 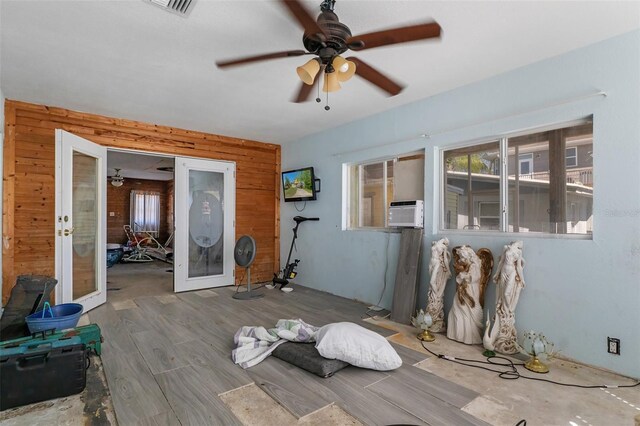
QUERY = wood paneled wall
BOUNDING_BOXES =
[2,100,281,304]
[107,179,170,245]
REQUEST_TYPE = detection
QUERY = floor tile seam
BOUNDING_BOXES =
[362,374,392,389]
[129,328,189,376]
[366,383,467,426]
[296,401,337,421]
[353,386,431,426]
[149,364,189,426]
[370,372,476,410]
[217,381,256,397]
[100,346,175,425]
[249,367,342,417]
[151,362,193,376]
[252,382,314,420]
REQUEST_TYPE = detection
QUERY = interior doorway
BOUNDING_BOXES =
[106,150,175,303]
[55,130,237,313]
[105,151,237,303]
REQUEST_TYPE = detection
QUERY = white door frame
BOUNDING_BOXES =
[55,130,107,312]
[174,157,236,292]
[106,147,236,293]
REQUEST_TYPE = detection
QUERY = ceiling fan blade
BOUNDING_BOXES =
[292,64,323,103]
[216,50,307,68]
[347,57,404,96]
[279,0,326,39]
[292,81,315,103]
[347,21,441,51]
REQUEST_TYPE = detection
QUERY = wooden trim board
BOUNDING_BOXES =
[2,99,281,304]
[390,228,424,324]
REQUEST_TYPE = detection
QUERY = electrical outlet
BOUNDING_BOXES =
[607,337,620,355]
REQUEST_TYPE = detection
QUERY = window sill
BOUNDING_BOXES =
[344,227,406,233]
[438,229,593,240]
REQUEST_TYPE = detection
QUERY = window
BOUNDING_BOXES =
[565,147,577,168]
[518,153,533,175]
[345,152,424,229]
[444,141,500,231]
[442,119,593,235]
[130,190,161,235]
[478,202,500,230]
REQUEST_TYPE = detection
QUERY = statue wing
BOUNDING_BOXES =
[476,248,494,308]
[452,246,463,270]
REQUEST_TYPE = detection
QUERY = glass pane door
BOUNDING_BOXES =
[188,170,225,278]
[72,152,99,300]
[175,157,235,292]
[56,130,107,312]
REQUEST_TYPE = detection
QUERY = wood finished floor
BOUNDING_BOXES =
[90,278,488,426]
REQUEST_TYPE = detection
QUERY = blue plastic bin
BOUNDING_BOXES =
[106,247,124,268]
[25,303,83,333]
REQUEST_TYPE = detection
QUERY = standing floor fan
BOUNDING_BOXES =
[232,235,264,300]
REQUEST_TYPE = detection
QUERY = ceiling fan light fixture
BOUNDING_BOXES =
[111,168,124,187]
[332,56,356,82]
[322,71,341,93]
[296,58,320,85]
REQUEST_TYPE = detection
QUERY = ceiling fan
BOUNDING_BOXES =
[216,0,441,109]
[109,168,125,187]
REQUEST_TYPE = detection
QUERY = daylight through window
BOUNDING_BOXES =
[131,190,161,235]
[442,119,593,235]
[346,152,424,229]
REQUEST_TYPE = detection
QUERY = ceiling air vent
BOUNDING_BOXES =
[146,0,196,17]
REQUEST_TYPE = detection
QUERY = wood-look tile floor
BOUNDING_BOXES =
[91,269,487,426]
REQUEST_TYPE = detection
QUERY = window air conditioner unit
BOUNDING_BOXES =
[388,200,424,228]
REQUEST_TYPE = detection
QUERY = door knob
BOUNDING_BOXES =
[63,227,75,236]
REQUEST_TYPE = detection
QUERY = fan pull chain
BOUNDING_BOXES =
[315,71,321,104]
[325,85,330,111]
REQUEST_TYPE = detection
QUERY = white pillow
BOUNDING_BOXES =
[315,322,402,371]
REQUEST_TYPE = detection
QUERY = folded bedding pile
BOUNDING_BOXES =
[232,318,318,368]
[232,320,402,376]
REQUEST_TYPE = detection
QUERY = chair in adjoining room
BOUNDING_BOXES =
[121,224,154,263]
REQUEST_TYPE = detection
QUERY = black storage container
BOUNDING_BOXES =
[0,343,87,410]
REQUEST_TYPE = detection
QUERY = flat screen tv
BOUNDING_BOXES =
[282,167,316,202]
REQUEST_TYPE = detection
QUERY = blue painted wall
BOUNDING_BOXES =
[281,30,640,378]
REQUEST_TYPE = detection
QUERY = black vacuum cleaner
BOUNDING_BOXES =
[270,216,319,292]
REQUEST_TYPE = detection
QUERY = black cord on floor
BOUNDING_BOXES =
[234,279,268,294]
[420,340,640,389]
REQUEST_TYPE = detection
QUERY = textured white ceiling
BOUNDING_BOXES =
[108,151,174,181]
[2,1,639,144]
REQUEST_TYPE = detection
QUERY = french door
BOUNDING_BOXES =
[174,157,235,292]
[55,130,107,312]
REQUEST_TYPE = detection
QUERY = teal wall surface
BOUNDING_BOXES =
[281,30,640,378]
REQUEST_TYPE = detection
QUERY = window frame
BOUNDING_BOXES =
[344,150,423,231]
[438,117,593,239]
[343,156,392,231]
[518,153,534,176]
[130,190,161,236]
[565,146,578,168]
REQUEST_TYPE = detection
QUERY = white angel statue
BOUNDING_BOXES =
[447,246,493,345]
[426,238,451,332]
[483,241,525,354]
